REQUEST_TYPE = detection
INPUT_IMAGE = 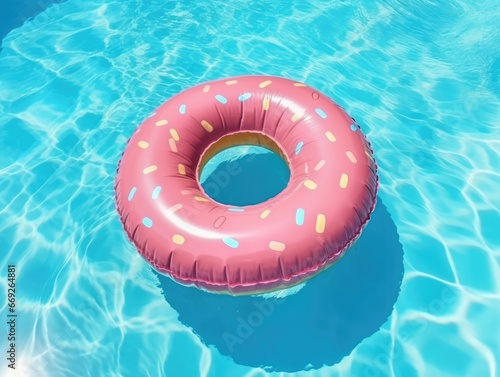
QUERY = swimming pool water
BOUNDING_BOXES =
[0,0,64,50]
[200,146,290,206]
[0,0,499,376]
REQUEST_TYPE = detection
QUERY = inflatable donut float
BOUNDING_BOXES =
[115,75,378,295]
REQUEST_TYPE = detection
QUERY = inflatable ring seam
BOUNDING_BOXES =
[114,75,379,295]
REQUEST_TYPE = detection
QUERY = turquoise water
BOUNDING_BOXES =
[0,0,499,376]
[199,146,290,206]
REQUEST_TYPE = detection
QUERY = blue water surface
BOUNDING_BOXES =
[0,0,499,376]
[200,146,290,206]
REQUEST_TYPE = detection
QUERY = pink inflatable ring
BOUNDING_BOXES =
[115,75,378,295]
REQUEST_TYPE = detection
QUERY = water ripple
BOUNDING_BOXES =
[0,0,499,376]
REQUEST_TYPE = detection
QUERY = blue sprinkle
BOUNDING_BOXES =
[295,141,304,155]
[128,187,137,201]
[228,207,245,212]
[350,123,358,131]
[315,108,327,119]
[238,93,252,101]
[142,217,153,228]
[152,186,162,200]
[215,95,227,104]
[223,237,239,248]
[296,208,305,226]
[179,104,186,114]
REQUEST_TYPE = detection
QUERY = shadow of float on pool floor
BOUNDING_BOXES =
[156,198,404,372]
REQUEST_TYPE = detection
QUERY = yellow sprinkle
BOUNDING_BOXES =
[304,180,317,190]
[340,173,349,188]
[259,80,272,88]
[325,131,336,142]
[346,151,357,163]
[178,164,186,175]
[262,95,270,111]
[169,129,179,141]
[200,120,213,132]
[138,140,149,149]
[291,113,303,122]
[293,83,306,87]
[194,196,210,202]
[269,241,285,252]
[143,165,157,174]
[260,209,271,219]
[365,150,374,161]
[314,160,325,171]
[172,234,185,245]
[203,85,211,93]
[226,79,238,85]
[169,138,177,152]
[315,214,326,234]
[167,203,183,214]
[155,120,168,126]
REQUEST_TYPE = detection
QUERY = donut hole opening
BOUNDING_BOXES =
[197,132,291,206]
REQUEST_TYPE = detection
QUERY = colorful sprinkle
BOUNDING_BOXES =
[260,209,271,219]
[315,214,326,234]
[340,173,349,188]
[346,151,357,163]
[181,190,192,195]
[228,207,244,212]
[295,208,305,226]
[304,179,317,190]
[350,124,358,131]
[170,129,179,141]
[295,141,304,155]
[223,237,239,248]
[143,165,157,174]
[138,140,149,149]
[167,203,183,214]
[259,80,272,88]
[238,93,252,101]
[269,241,285,252]
[291,113,303,122]
[195,196,210,202]
[172,234,185,245]
[215,95,227,104]
[325,131,336,142]
[142,217,153,228]
[152,186,162,200]
[178,164,186,175]
[213,216,226,229]
[312,92,320,100]
[179,104,186,114]
[226,79,238,85]
[293,83,306,87]
[262,95,270,111]
[200,120,214,132]
[203,85,211,93]
[314,160,326,171]
[128,187,137,201]
[315,108,327,118]
[169,138,177,152]
[156,120,168,126]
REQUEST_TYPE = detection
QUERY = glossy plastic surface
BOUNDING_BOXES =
[115,75,378,295]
